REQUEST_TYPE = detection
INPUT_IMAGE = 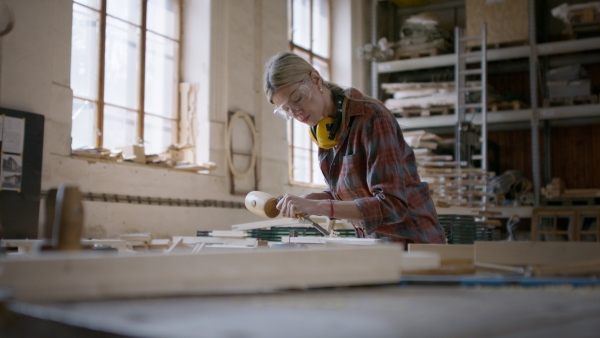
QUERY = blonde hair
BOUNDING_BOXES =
[264,51,351,106]
[263,52,314,103]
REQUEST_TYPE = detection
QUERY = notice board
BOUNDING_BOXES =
[0,107,44,239]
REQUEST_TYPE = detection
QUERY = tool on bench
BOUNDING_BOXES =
[245,191,330,237]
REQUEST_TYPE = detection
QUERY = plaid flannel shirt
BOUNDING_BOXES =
[320,88,446,244]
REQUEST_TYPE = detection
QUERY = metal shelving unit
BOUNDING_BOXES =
[372,0,600,211]
[395,103,600,130]
[377,36,600,74]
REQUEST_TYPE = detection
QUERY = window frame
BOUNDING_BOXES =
[287,0,332,188]
[71,0,181,154]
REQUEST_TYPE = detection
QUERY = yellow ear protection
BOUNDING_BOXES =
[309,88,344,149]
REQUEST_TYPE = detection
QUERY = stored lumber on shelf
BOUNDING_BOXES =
[0,245,403,302]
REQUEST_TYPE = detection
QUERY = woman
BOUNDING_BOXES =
[264,51,446,245]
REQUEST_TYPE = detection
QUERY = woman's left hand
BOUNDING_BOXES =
[276,194,317,219]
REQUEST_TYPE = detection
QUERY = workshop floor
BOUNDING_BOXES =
[5,283,600,338]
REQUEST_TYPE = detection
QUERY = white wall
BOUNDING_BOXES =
[0,0,369,239]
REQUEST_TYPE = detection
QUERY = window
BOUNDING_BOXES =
[288,0,331,186]
[70,0,180,155]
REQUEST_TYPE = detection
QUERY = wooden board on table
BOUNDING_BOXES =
[0,245,403,302]
[209,230,249,238]
[401,251,441,272]
[173,236,258,247]
[231,217,328,231]
[408,244,474,264]
[287,237,382,246]
[475,241,600,266]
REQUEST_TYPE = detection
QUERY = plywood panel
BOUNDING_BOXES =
[466,0,529,46]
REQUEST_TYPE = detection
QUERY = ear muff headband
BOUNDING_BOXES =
[309,88,344,149]
[310,117,339,149]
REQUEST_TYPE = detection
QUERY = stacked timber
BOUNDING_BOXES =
[542,177,600,200]
[405,130,496,208]
[383,82,508,118]
[383,82,456,118]
[552,2,600,38]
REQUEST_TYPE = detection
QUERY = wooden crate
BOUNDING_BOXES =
[466,0,529,47]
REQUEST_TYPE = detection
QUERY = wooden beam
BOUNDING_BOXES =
[408,244,474,264]
[475,241,600,266]
[401,252,441,272]
[0,245,403,302]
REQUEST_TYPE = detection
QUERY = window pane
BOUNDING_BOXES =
[312,149,325,186]
[291,47,310,63]
[292,119,311,148]
[71,98,97,149]
[144,115,175,155]
[71,4,99,100]
[107,0,141,25]
[293,148,310,183]
[312,0,329,58]
[292,120,312,183]
[104,17,140,110]
[74,0,100,10]
[145,32,177,118]
[103,105,138,150]
[292,0,311,50]
[312,57,330,81]
[147,0,178,38]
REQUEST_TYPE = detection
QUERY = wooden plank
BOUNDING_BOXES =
[0,245,403,302]
[173,236,258,247]
[230,217,328,231]
[209,231,248,238]
[2,239,128,254]
[408,244,474,264]
[475,241,600,266]
[1,240,44,254]
[401,251,441,272]
[287,237,382,246]
[531,259,600,277]
[82,239,128,253]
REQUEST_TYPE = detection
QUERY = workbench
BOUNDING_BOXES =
[3,281,600,338]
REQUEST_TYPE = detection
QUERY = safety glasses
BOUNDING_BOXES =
[273,81,313,120]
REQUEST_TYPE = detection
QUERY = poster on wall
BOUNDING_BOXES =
[0,115,26,192]
[2,115,25,154]
[1,154,22,191]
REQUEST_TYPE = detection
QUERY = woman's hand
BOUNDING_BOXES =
[276,194,318,219]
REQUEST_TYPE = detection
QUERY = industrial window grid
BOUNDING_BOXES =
[70,0,181,154]
[288,0,331,188]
